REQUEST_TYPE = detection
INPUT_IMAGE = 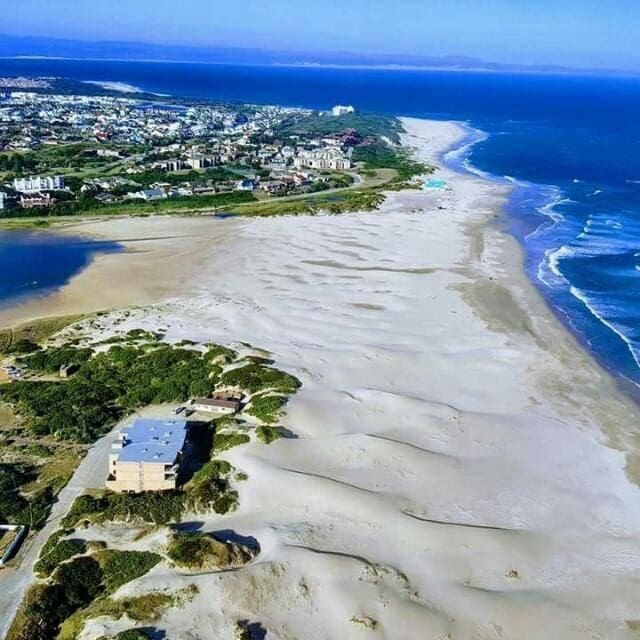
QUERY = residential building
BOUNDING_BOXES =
[193,395,241,415]
[106,418,189,493]
[294,148,353,171]
[13,175,65,193]
[130,188,166,201]
[331,105,355,116]
[20,193,54,208]
[236,178,258,191]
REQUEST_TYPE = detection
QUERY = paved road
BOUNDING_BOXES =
[0,426,116,638]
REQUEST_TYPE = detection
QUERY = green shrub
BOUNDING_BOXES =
[166,532,212,567]
[95,550,162,593]
[246,395,287,423]
[0,464,53,528]
[256,426,286,445]
[204,343,237,364]
[185,460,237,514]
[115,630,152,640]
[35,535,86,577]
[212,432,250,453]
[7,339,40,354]
[220,363,300,394]
[63,492,185,528]
[21,346,93,373]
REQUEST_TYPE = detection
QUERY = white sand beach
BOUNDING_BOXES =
[3,118,640,639]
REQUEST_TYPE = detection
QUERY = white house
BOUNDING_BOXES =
[331,105,355,117]
[13,175,65,194]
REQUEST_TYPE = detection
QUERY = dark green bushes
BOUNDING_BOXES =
[256,426,286,445]
[212,432,250,453]
[9,550,160,640]
[96,550,161,592]
[166,532,213,568]
[1,344,221,442]
[115,630,152,640]
[246,395,288,423]
[0,463,52,528]
[35,532,86,577]
[220,363,300,394]
[62,492,185,528]
[21,346,93,373]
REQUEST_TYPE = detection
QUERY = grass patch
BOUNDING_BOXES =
[204,343,237,364]
[353,140,433,187]
[10,548,164,640]
[0,191,256,221]
[277,112,403,143]
[229,187,385,217]
[0,462,53,529]
[0,314,86,354]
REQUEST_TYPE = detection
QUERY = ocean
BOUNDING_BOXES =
[1,58,640,389]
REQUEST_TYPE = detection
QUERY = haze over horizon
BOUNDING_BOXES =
[3,0,639,72]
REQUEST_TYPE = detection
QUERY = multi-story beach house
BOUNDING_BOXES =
[106,418,189,493]
[13,175,65,193]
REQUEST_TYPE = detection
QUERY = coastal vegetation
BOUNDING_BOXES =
[0,190,256,220]
[167,531,256,570]
[8,547,169,640]
[255,425,286,445]
[246,394,288,423]
[57,587,198,640]
[219,362,301,394]
[277,111,404,143]
[0,320,300,543]
[1,343,221,442]
[2,317,300,639]
[0,463,54,529]
[353,140,433,187]
[0,314,86,353]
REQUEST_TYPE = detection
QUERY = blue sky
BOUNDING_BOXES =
[5,0,640,70]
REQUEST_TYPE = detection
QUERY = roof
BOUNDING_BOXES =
[117,418,188,464]
[194,397,240,409]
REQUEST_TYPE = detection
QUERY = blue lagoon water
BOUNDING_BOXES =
[1,58,640,388]
[0,230,121,308]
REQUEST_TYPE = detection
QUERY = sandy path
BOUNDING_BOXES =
[3,118,640,639]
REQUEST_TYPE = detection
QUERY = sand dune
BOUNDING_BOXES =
[5,118,640,639]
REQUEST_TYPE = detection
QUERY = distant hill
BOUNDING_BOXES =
[0,34,627,76]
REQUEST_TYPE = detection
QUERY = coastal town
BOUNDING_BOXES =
[0,87,363,215]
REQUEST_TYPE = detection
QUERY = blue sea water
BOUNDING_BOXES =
[0,230,121,308]
[1,58,640,390]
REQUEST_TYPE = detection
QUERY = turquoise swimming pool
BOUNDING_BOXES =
[424,178,447,189]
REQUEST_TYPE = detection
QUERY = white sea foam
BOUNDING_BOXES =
[84,80,144,93]
[568,285,640,370]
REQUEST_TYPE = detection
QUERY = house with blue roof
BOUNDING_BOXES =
[106,418,189,493]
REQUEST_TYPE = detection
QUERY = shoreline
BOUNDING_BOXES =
[2,117,640,637]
